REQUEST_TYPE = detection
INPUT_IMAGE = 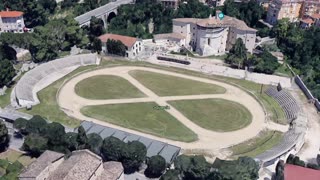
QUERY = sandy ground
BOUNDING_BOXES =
[58,66,287,157]
[294,89,320,164]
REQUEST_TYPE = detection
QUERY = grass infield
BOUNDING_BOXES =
[169,98,252,132]
[129,70,226,96]
[75,75,145,99]
[81,102,198,142]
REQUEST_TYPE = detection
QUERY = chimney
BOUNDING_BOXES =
[6,8,9,12]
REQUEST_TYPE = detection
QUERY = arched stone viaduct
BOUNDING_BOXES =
[74,0,135,27]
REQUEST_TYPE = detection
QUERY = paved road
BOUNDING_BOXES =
[58,66,287,157]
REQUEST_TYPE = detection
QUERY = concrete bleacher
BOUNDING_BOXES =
[80,121,181,164]
[13,54,100,108]
[255,87,307,167]
[265,87,300,122]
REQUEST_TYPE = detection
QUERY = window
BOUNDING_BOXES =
[208,38,211,45]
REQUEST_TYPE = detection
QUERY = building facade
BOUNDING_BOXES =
[163,13,257,56]
[98,33,144,59]
[158,0,180,9]
[266,0,320,25]
[0,10,25,33]
[266,0,304,24]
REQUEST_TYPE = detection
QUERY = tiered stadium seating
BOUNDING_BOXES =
[265,87,300,121]
[256,87,307,167]
[14,54,98,107]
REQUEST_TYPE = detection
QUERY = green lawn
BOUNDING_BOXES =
[20,65,99,128]
[81,102,198,142]
[274,63,293,77]
[0,87,13,108]
[230,130,283,158]
[0,149,35,167]
[129,70,226,96]
[168,99,252,132]
[75,75,146,99]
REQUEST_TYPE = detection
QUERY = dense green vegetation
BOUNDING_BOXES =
[75,75,146,99]
[108,0,215,38]
[0,121,9,152]
[271,19,320,99]
[106,39,126,56]
[225,38,280,74]
[169,99,252,132]
[81,102,198,142]
[169,155,259,180]
[129,70,226,96]
[222,0,265,27]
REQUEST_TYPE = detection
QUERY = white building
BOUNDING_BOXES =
[0,10,25,33]
[155,12,257,56]
[99,33,144,59]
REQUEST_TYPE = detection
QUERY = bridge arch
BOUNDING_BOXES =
[107,11,117,23]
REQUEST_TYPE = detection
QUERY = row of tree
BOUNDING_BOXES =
[13,116,166,176]
[225,38,280,74]
[108,0,216,38]
[271,19,320,99]
[161,155,259,180]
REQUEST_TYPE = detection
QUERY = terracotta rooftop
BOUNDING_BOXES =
[301,18,314,24]
[47,150,102,180]
[98,33,138,48]
[0,11,23,18]
[311,13,320,19]
[285,164,320,180]
[19,150,64,179]
[173,15,257,32]
[97,161,124,180]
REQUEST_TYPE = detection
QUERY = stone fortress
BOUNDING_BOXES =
[155,11,257,56]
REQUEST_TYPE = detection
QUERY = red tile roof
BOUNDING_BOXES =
[98,34,138,48]
[0,11,23,18]
[300,18,314,24]
[285,164,320,180]
[311,13,320,19]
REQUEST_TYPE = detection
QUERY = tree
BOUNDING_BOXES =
[174,154,192,174]
[292,156,305,167]
[25,115,47,135]
[92,38,102,53]
[225,38,247,69]
[22,134,48,157]
[0,121,9,152]
[106,39,126,56]
[101,136,125,161]
[184,155,210,180]
[174,155,210,179]
[0,59,15,88]
[160,169,180,180]
[275,160,284,180]
[87,133,103,155]
[77,126,88,149]
[64,132,78,152]
[6,161,23,174]
[89,17,106,37]
[214,157,259,180]
[317,154,320,166]
[145,155,166,178]
[121,141,147,174]
[254,51,280,74]
[45,122,66,152]
[13,118,28,135]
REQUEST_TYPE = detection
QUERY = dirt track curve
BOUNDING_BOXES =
[58,66,287,156]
